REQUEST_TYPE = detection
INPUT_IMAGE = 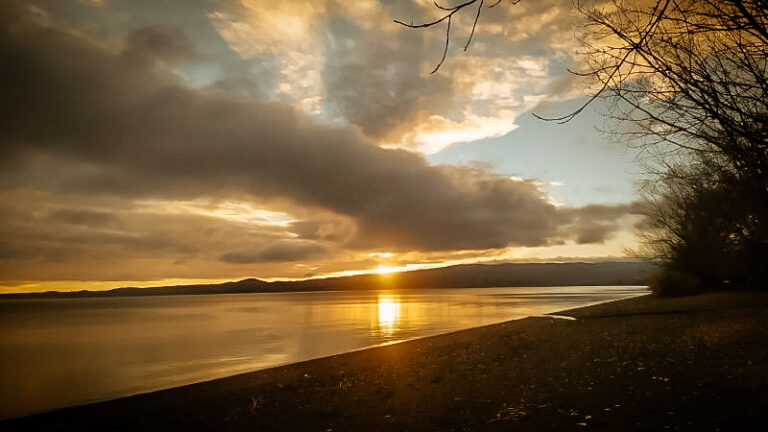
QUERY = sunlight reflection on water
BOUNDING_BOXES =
[375,294,401,336]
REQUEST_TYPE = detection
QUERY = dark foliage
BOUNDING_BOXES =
[576,0,768,295]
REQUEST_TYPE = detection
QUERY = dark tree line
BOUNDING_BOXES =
[398,0,768,295]
[581,0,768,294]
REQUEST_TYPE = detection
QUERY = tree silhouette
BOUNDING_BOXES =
[581,0,768,293]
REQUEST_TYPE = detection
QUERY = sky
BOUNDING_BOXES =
[0,0,646,293]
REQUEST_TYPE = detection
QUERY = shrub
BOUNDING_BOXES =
[649,269,701,297]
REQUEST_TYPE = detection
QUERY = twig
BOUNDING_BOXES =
[434,16,453,73]
[395,0,501,72]
[464,0,485,51]
[535,0,672,123]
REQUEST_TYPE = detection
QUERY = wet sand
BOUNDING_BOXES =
[4,291,768,431]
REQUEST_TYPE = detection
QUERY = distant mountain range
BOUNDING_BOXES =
[1,261,656,299]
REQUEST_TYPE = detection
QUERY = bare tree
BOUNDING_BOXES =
[579,0,768,291]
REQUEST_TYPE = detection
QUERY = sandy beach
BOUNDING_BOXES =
[4,291,768,431]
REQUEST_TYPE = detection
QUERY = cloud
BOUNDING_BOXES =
[558,202,644,244]
[0,5,560,252]
[0,242,15,260]
[321,16,557,153]
[0,2,641,284]
[205,0,591,153]
[47,208,123,228]
[220,241,328,264]
[321,16,454,140]
[0,190,296,265]
[124,25,199,63]
[209,0,332,113]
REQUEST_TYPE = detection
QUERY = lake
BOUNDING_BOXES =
[0,286,647,420]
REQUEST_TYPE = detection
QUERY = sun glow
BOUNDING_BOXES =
[376,295,401,335]
[375,265,400,274]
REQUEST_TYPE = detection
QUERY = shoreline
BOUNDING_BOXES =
[4,290,768,430]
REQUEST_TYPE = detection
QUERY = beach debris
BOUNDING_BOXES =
[488,399,534,423]
[492,405,527,422]
[250,395,264,413]
[543,314,577,321]
[337,376,353,389]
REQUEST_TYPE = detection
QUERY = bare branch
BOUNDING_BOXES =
[535,0,672,123]
[395,0,505,72]
[464,0,484,51]
[433,16,453,74]
[394,0,479,29]
[433,1,454,12]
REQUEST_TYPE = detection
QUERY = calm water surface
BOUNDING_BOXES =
[0,286,647,419]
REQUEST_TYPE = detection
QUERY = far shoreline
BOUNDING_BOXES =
[0,261,656,298]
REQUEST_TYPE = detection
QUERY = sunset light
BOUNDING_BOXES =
[3,0,766,429]
[0,0,653,295]
[374,265,400,275]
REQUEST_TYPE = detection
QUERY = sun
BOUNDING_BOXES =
[375,265,400,274]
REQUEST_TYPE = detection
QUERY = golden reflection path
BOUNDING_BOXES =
[376,294,401,337]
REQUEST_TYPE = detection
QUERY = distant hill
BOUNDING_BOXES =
[1,261,655,299]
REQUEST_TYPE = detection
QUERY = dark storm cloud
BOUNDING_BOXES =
[0,5,567,251]
[0,195,294,263]
[28,0,280,98]
[220,242,328,264]
[559,203,644,244]
[47,208,123,228]
[288,221,322,240]
[0,242,15,260]
[124,25,199,63]
[0,3,633,257]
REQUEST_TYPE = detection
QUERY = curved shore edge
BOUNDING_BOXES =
[4,291,768,431]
